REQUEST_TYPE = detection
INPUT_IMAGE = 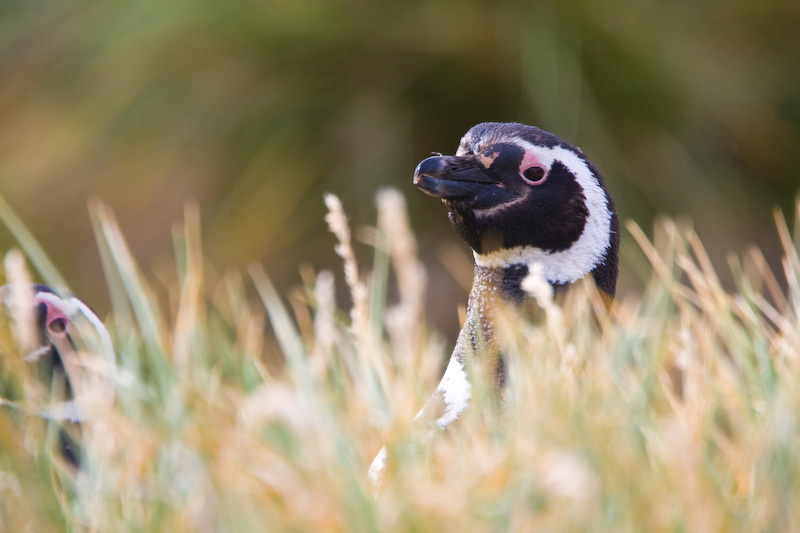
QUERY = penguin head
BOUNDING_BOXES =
[413,122,619,296]
[0,283,116,468]
[0,283,115,412]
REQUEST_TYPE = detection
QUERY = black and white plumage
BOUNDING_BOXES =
[0,283,115,467]
[369,122,618,483]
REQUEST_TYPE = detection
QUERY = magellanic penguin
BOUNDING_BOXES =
[0,283,116,468]
[368,122,619,484]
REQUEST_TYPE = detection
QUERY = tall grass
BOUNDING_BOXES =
[1,192,800,531]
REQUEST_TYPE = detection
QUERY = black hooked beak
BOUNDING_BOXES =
[413,155,498,200]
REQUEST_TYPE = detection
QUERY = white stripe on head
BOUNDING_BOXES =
[474,141,612,285]
[34,292,115,368]
[35,290,117,406]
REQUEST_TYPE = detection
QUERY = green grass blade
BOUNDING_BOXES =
[0,193,68,289]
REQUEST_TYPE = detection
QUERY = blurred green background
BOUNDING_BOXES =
[0,0,798,330]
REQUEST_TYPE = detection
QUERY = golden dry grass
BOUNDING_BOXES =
[1,192,800,531]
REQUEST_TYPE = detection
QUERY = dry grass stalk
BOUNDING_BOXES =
[376,188,427,368]
[3,195,800,530]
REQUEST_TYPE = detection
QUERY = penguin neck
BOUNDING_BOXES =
[462,261,561,329]
[450,263,531,386]
[468,263,530,312]
[427,261,562,429]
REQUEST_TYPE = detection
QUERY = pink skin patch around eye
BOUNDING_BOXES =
[519,150,548,184]
[35,297,71,336]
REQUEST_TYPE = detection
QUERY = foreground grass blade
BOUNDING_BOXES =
[0,194,68,289]
[2,193,800,530]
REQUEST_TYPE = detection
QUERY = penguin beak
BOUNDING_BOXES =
[413,155,498,200]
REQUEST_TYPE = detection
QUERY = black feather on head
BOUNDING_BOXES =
[414,122,619,296]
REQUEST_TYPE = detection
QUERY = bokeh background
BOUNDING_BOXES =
[1,0,798,334]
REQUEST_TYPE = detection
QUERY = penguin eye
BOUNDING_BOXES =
[48,318,67,334]
[521,166,547,185]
